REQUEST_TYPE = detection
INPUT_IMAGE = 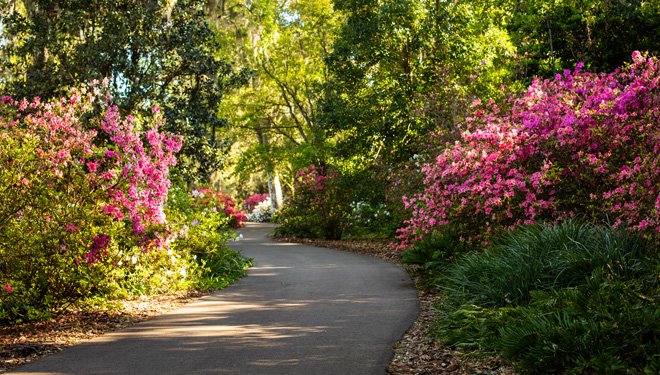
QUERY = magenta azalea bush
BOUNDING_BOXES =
[397,52,659,249]
[0,83,182,322]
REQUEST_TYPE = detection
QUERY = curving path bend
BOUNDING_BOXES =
[11,223,418,374]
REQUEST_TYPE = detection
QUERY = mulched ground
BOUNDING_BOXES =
[1,236,516,374]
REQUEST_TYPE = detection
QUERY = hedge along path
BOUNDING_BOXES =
[11,223,419,375]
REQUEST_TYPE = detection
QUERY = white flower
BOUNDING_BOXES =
[247,199,275,222]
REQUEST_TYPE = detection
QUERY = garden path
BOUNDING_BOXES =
[11,223,418,375]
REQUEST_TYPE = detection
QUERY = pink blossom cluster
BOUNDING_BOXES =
[0,83,182,262]
[100,105,182,236]
[289,165,339,214]
[397,52,659,249]
[296,165,329,194]
[84,233,111,265]
[191,187,247,228]
[244,193,269,211]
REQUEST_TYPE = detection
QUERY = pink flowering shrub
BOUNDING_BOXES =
[397,53,659,249]
[274,165,351,239]
[0,84,182,322]
[244,193,270,212]
[190,187,246,228]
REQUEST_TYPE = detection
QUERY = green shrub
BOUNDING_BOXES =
[497,276,659,374]
[274,165,351,240]
[403,226,470,263]
[165,183,252,292]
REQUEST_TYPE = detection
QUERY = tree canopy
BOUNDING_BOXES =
[1,0,658,195]
[1,0,248,182]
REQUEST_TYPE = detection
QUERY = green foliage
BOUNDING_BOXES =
[0,178,251,324]
[343,201,393,239]
[273,165,352,240]
[432,221,659,374]
[215,0,339,198]
[336,166,401,239]
[0,0,247,183]
[165,182,252,292]
[0,279,54,323]
[497,278,659,374]
[443,220,653,307]
[322,0,518,165]
[509,0,660,77]
[193,244,252,291]
[401,226,471,283]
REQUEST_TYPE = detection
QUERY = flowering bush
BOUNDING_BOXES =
[0,83,182,322]
[247,199,275,222]
[190,187,246,228]
[165,183,251,292]
[244,193,269,212]
[397,52,659,249]
[274,165,351,239]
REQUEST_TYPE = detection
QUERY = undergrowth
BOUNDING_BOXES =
[422,220,658,374]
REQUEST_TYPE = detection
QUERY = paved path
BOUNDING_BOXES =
[11,223,418,374]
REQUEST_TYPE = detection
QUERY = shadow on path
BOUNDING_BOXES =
[11,223,418,375]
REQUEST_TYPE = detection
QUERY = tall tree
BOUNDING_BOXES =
[211,0,340,202]
[322,0,517,165]
[0,0,246,182]
[508,0,660,76]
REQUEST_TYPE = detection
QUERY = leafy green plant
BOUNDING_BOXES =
[401,225,471,286]
[442,220,652,307]
[496,272,659,374]
[165,182,252,292]
[274,165,351,240]
[432,221,659,374]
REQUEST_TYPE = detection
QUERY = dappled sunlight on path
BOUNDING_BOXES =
[11,223,418,375]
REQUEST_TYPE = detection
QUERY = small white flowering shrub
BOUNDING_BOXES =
[247,199,275,222]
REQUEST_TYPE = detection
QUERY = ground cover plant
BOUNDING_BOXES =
[432,220,659,374]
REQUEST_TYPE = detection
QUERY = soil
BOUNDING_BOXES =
[1,236,516,374]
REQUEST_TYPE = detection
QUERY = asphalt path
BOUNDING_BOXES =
[11,223,419,374]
